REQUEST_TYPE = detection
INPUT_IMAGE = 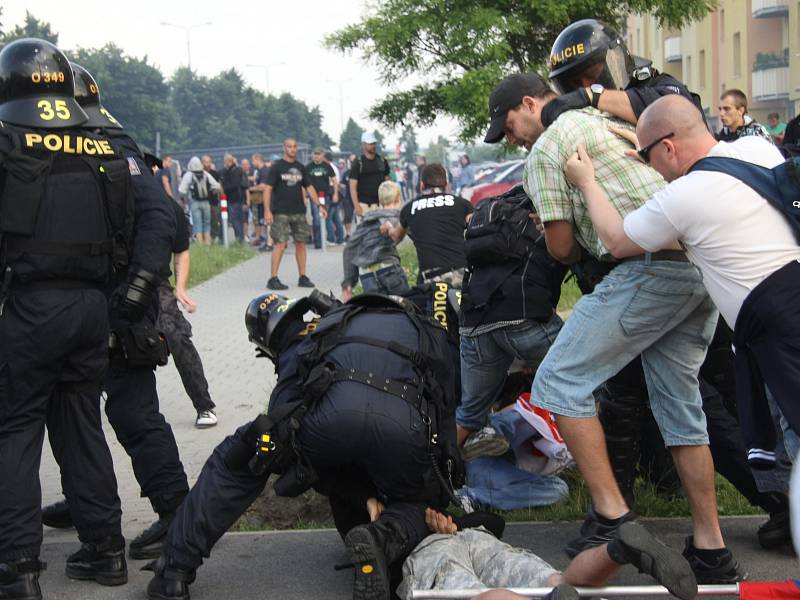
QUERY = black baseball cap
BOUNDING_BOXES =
[484,73,552,144]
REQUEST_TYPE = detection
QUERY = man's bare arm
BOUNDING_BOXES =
[543,220,582,264]
[592,89,637,124]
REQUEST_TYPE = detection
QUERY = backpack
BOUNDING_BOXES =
[189,172,209,200]
[689,156,800,243]
[464,184,541,267]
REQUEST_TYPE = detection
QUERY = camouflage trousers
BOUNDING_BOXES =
[397,527,557,599]
[157,284,215,412]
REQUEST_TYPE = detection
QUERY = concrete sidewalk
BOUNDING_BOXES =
[40,244,347,537]
[38,517,798,599]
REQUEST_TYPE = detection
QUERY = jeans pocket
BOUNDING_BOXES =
[378,267,408,294]
[619,285,693,337]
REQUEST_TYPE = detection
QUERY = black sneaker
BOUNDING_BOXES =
[129,516,174,560]
[758,510,792,549]
[298,275,315,288]
[267,277,288,290]
[682,537,746,584]
[65,537,127,586]
[41,499,73,529]
[616,521,697,600]
[564,507,638,558]
[543,584,579,600]
[344,525,390,600]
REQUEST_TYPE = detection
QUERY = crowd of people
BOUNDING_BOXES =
[2,16,800,600]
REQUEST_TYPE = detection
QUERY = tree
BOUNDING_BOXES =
[339,117,364,155]
[326,0,716,141]
[425,135,451,165]
[399,124,418,162]
[0,10,58,48]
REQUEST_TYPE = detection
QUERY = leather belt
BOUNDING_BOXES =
[622,250,688,263]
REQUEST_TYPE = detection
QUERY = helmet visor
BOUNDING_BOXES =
[550,46,631,95]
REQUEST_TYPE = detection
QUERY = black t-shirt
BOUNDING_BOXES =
[783,116,800,147]
[156,168,172,197]
[256,166,270,186]
[350,154,389,205]
[400,192,473,272]
[266,159,310,215]
[306,161,336,196]
[170,198,191,254]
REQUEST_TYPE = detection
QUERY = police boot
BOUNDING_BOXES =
[130,492,185,560]
[344,520,408,600]
[65,535,127,586]
[145,555,195,600]
[41,499,74,529]
[0,558,45,600]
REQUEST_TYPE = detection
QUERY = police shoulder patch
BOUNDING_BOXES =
[127,156,141,176]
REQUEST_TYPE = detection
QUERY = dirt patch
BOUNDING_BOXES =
[234,485,334,531]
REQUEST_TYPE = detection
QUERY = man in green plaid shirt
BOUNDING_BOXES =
[483,72,740,580]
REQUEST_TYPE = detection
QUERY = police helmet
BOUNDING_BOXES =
[71,63,123,129]
[245,293,310,360]
[0,38,88,129]
[548,19,635,95]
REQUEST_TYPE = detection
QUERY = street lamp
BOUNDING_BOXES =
[160,21,213,70]
[326,78,352,135]
[246,62,286,95]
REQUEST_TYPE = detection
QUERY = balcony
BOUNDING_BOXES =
[751,66,790,101]
[752,0,789,18]
[664,37,682,63]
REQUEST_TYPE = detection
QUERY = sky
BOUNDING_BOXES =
[4,0,460,149]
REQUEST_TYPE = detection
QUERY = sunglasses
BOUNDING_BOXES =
[637,132,675,164]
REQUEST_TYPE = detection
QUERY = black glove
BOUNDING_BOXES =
[541,88,591,128]
[114,268,158,323]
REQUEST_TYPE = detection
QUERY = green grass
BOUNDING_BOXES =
[182,243,257,288]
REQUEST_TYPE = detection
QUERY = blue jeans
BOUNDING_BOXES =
[532,260,717,447]
[457,315,563,432]
[228,201,244,242]
[461,411,569,510]
[359,263,410,295]
[190,199,210,234]
[326,202,345,243]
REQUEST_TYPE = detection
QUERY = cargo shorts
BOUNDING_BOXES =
[271,213,310,243]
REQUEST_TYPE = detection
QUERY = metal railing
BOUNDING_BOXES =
[664,37,682,63]
[752,65,790,101]
[752,0,789,18]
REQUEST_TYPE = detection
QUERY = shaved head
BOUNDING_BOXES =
[637,95,708,146]
[636,95,716,182]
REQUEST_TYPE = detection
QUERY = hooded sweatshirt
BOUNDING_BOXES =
[341,207,402,288]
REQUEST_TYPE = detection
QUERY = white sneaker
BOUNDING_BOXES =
[195,410,218,428]
[461,425,510,461]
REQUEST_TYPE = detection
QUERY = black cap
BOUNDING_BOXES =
[484,73,551,144]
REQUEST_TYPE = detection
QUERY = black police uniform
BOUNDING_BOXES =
[149,303,458,600]
[0,40,125,592]
[102,127,188,519]
[41,63,189,559]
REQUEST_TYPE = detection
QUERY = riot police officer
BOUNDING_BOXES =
[145,291,463,600]
[40,63,189,561]
[541,18,703,128]
[0,39,127,598]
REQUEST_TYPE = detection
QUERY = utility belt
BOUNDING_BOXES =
[109,321,170,370]
[358,260,399,276]
[0,263,104,316]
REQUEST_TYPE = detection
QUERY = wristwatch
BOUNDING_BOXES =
[590,83,605,109]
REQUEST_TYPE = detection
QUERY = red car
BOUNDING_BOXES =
[467,160,525,206]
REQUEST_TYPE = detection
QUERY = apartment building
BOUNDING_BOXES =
[627,1,800,130]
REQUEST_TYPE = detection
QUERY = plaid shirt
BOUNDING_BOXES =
[523,108,666,260]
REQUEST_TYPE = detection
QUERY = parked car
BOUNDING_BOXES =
[468,160,525,206]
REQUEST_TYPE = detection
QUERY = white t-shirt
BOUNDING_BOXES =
[624,136,800,328]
